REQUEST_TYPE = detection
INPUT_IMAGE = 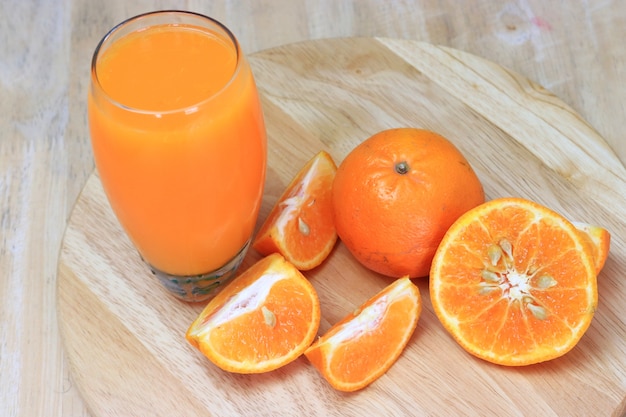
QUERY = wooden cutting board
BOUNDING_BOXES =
[57,38,626,416]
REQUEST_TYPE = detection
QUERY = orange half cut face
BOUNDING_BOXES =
[429,197,598,366]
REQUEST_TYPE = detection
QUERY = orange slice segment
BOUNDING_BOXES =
[253,151,338,270]
[304,277,421,391]
[429,197,598,366]
[186,253,321,373]
[572,221,611,274]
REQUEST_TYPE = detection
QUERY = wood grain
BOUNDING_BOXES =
[3,2,626,416]
[58,38,626,417]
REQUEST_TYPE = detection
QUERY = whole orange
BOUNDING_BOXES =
[332,128,485,278]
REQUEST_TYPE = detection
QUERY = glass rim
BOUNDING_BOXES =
[90,10,243,116]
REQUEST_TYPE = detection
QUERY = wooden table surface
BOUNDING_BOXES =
[1,1,624,416]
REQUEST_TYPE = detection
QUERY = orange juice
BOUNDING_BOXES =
[88,14,266,277]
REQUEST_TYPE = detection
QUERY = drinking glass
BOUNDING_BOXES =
[88,11,267,302]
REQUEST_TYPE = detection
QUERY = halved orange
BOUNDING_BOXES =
[186,253,321,373]
[304,277,421,391]
[253,151,338,270]
[572,221,611,274]
[430,197,598,366]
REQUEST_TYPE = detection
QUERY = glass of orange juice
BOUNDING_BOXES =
[88,11,266,302]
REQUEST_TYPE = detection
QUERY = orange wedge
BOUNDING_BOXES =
[186,253,321,373]
[305,277,421,391]
[572,221,611,274]
[430,197,598,366]
[253,151,338,270]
